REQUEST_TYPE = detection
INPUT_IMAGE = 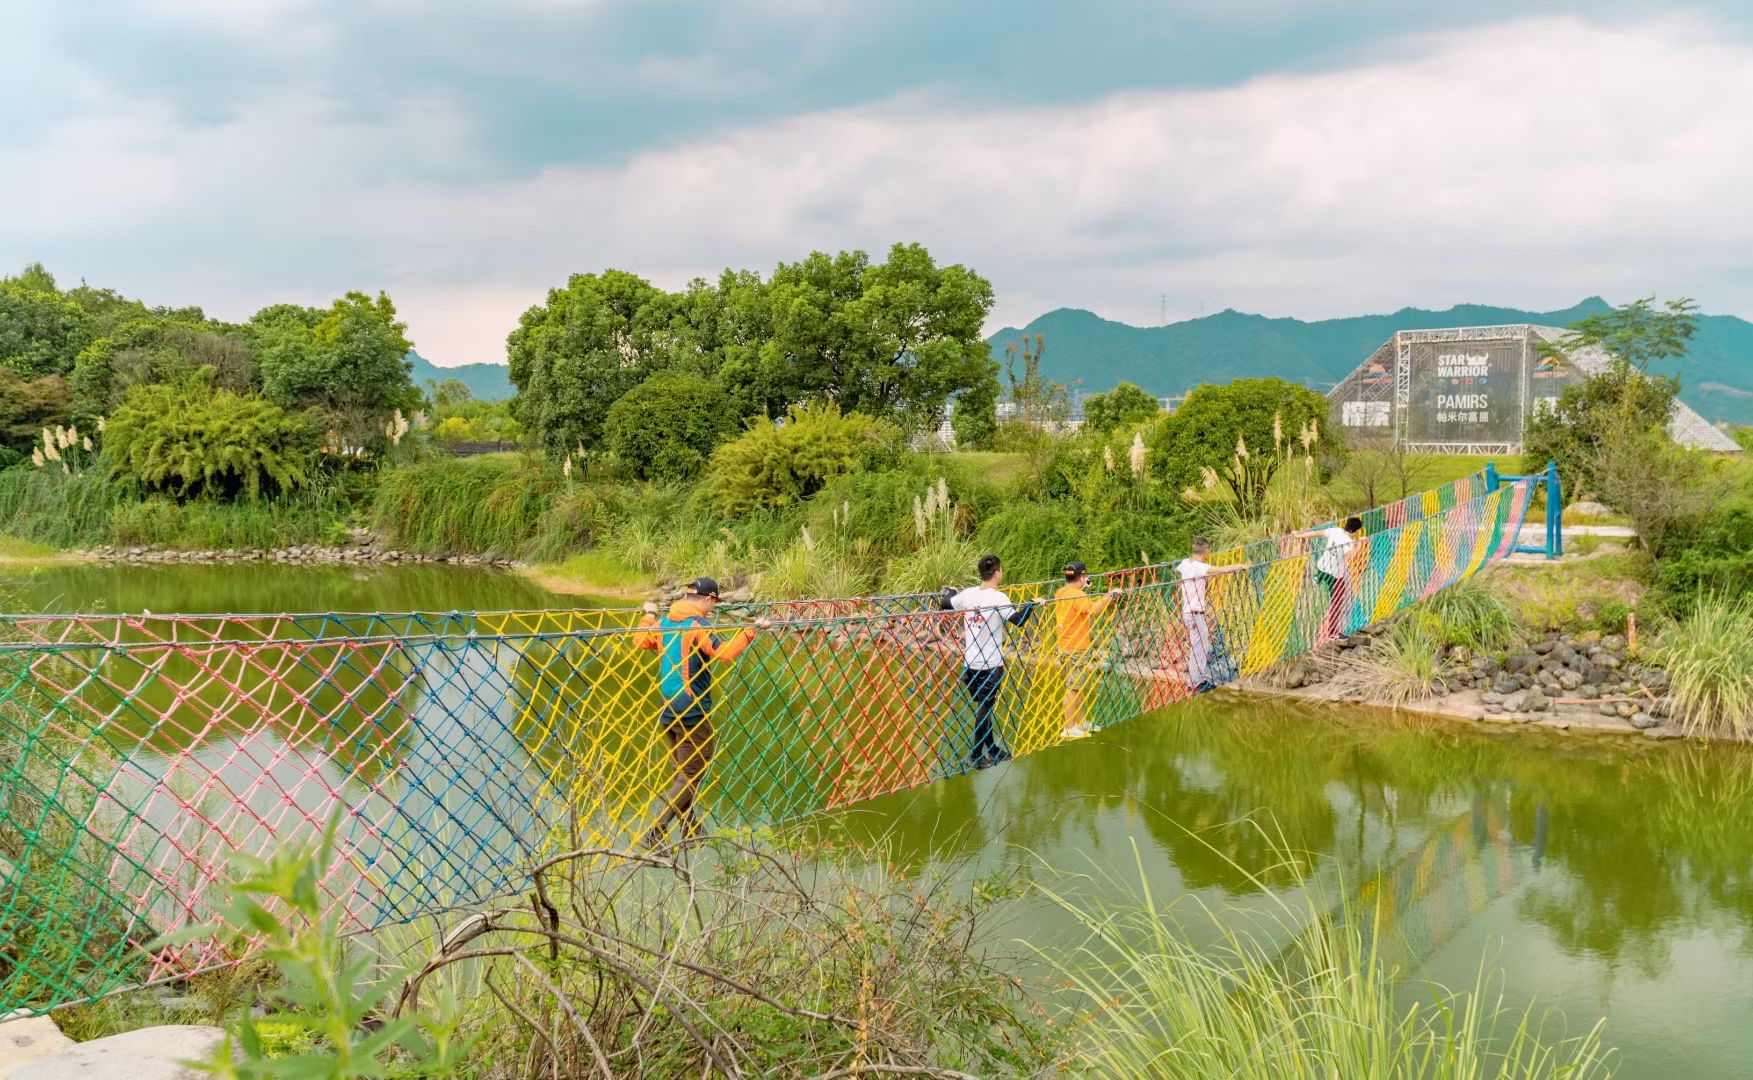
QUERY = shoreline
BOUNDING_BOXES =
[1234,681,1690,741]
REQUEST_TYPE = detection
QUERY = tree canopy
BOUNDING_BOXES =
[251,292,418,450]
[603,371,738,482]
[103,374,319,501]
[1149,378,1341,514]
[1082,381,1161,434]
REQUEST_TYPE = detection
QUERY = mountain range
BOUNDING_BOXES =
[987,299,1753,425]
[408,350,515,401]
[405,300,1753,424]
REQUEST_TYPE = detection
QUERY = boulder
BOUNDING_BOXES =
[1558,670,1585,691]
[1568,500,1613,517]
[1641,668,1670,693]
[9,1025,228,1080]
[1481,691,1505,705]
[1576,683,1599,700]
[1551,643,1577,665]
[0,1015,76,1076]
[1601,634,1627,654]
[1491,674,1520,696]
[1630,712,1660,730]
[1536,669,1561,689]
[1525,689,1551,713]
[1615,701,1638,718]
[1502,690,1529,713]
[1599,702,1619,716]
[1532,640,1555,656]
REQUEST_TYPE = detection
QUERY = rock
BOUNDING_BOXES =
[1490,674,1520,696]
[1536,669,1560,689]
[1525,689,1551,712]
[1483,702,1504,714]
[1629,712,1659,730]
[1536,717,1572,731]
[10,1025,229,1080]
[1502,690,1529,713]
[1641,668,1670,693]
[1568,500,1613,517]
[0,1015,76,1076]
[1557,670,1584,691]
[1447,645,1471,663]
[1599,702,1619,716]
[1551,643,1577,665]
[1576,682,1599,700]
[1481,691,1505,705]
[1597,654,1622,671]
[1472,657,1501,677]
[1616,701,1639,718]
[1601,634,1627,654]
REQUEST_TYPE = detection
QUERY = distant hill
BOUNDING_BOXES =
[407,351,514,401]
[987,299,1753,425]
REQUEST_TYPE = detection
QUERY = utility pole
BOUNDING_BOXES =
[1160,293,1166,325]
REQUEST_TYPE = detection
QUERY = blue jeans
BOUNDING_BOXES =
[959,665,1006,766]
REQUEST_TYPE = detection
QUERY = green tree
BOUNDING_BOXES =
[69,319,255,424]
[506,270,674,458]
[1082,381,1161,434]
[1001,334,1071,426]
[1149,378,1340,516]
[1548,296,1698,372]
[755,244,994,426]
[603,371,738,482]
[706,402,898,514]
[103,374,319,500]
[0,264,95,378]
[250,292,417,451]
[950,364,1000,448]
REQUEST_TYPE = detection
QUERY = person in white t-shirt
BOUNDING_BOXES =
[1301,515,1364,643]
[940,553,1040,769]
[1174,537,1246,691]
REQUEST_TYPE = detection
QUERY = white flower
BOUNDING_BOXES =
[1200,465,1220,491]
[31,448,44,468]
[1129,432,1146,478]
[82,436,93,452]
[1235,435,1249,461]
[1103,445,1116,472]
[801,525,816,551]
[561,456,573,478]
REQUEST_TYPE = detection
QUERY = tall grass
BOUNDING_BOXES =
[1654,593,1753,738]
[1042,839,1613,1079]
[1421,577,1521,651]
[0,468,130,546]
[1327,618,1447,707]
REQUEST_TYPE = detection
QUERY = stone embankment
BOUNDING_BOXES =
[76,529,516,568]
[1264,628,1684,739]
[0,1014,226,1079]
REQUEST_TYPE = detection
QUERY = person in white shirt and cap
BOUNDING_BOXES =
[940,553,1040,769]
[1173,537,1247,692]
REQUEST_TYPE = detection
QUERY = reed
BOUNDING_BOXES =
[1654,592,1753,738]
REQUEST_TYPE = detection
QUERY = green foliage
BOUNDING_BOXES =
[0,264,94,378]
[250,292,418,450]
[1041,834,1613,1079]
[949,363,999,448]
[1150,378,1341,516]
[104,376,319,501]
[1420,577,1521,651]
[173,821,471,1079]
[506,269,677,459]
[1545,296,1698,372]
[753,243,995,427]
[1654,593,1753,739]
[0,370,72,455]
[1652,499,1753,613]
[70,319,255,425]
[1081,380,1161,434]
[603,370,737,481]
[1523,363,1680,497]
[1330,617,1448,706]
[1580,424,1728,560]
[972,502,1084,582]
[705,403,898,515]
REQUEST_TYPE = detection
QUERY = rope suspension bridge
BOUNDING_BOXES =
[0,468,1547,1015]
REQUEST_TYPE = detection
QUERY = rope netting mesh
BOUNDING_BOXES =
[0,472,1533,1013]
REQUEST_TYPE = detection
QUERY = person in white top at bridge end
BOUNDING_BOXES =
[1175,537,1246,692]
[1298,515,1364,645]
[940,554,1040,770]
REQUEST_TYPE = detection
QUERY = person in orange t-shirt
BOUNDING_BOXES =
[1053,561,1121,740]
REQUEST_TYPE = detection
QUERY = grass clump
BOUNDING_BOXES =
[1043,836,1613,1079]
[1327,618,1447,707]
[1654,593,1753,738]
[1420,577,1520,651]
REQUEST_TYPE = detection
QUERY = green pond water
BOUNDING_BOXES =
[6,561,1752,1078]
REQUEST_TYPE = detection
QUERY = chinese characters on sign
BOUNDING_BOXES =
[1341,400,1391,427]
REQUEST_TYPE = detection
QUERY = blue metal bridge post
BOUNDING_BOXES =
[1545,459,1562,559]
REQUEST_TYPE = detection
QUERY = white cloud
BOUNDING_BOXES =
[4,13,1751,365]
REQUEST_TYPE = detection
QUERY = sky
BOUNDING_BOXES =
[6,1,1753,366]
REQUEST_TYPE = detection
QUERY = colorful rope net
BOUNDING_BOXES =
[0,471,1533,1013]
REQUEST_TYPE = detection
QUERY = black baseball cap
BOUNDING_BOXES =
[1063,560,1088,577]
[686,576,722,599]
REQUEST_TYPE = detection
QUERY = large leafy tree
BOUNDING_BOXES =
[507,270,675,458]
[755,244,995,426]
[103,374,319,500]
[0,370,72,462]
[1149,378,1341,515]
[0,264,95,378]
[250,292,418,450]
[70,318,255,424]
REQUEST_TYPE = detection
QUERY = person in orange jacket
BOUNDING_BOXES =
[1052,561,1121,740]
[633,577,769,846]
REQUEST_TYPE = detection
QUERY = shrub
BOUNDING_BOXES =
[103,375,319,501]
[705,402,898,515]
[1326,618,1446,706]
[1652,500,1753,614]
[1654,593,1753,738]
[1081,381,1161,435]
[1421,577,1520,651]
[603,371,738,482]
[971,502,1083,581]
[1149,378,1342,516]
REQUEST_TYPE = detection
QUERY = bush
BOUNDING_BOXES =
[1420,577,1520,650]
[603,371,737,482]
[705,402,898,515]
[1081,381,1161,435]
[972,502,1083,582]
[1654,593,1753,738]
[103,375,319,501]
[1652,500,1753,614]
